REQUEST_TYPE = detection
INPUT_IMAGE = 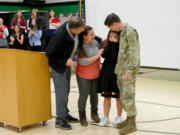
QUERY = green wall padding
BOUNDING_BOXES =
[0,3,84,14]
[0,6,31,11]
[0,3,84,26]
[44,4,79,14]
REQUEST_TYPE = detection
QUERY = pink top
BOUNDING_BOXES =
[76,58,100,80]
[11,18,27,33]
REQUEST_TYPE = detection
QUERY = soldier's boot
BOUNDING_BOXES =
[79,111,88,126]
[116,116,130,129]
[119,116,137,134]
[91,109,100,123]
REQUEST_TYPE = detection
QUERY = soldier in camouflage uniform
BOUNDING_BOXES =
[104,13,140,134]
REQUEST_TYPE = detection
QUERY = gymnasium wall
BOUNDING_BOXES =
[85,0,180,69]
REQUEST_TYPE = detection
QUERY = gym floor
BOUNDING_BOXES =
[1,68,180,135]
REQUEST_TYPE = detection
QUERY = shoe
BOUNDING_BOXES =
[66,114,79,123]
[117,117,129,129]
[55,121,72,130]
[119,116,137,134]
[98,117,109,126]
[79,111,88,126]
[113,116,123,125]
[91,109,100,123]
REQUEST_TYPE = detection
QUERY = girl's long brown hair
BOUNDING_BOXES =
[30,19,37,31]
[13,24,21,35]
[77,25,93,57]
[49,10,59,21]
[13,10,25,21]
[102,30,119,48]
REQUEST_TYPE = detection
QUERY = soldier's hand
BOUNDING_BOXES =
[66,58,77,67]
[125,72,132,81]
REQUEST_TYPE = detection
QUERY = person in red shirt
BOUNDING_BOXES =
[46,10,61,48]
[11,10,27,34]
[0,18,9,48]
[49,10,61,29]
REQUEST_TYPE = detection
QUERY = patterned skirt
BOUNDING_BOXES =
[0,38,8,47]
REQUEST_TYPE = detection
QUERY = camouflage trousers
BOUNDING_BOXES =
[117,73,137,117]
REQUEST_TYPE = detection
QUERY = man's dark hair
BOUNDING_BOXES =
[104,13,121,26]
[68,17,85,29]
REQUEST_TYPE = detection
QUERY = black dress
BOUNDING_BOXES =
[9,33,24,50]
[99,41,120,98]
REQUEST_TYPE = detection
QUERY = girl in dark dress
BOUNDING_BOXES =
[99,31,123,126]
[9,25,24,49]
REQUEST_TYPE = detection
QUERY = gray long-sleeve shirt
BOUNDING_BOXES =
[79,40,100,66]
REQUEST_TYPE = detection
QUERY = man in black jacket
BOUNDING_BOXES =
[46,17,84,130]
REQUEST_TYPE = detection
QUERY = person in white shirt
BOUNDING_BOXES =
[49,10,61,29]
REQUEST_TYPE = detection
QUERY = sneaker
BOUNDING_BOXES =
[113,116,123,125]
[98,117,109,126]
[55,121,72,130]
[66,114,79,123]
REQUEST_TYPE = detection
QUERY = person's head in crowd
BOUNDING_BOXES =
[104,13,123,32]
[78,25,94,57]
[0,18,4,26]
[30,19,37,31]
[14,24,20,34]
[31,9,38,19]
[67,16,71,21]
[68,17,85,36]
[49,9,58,19]
[13,10,25,21]
[49,9,61,29]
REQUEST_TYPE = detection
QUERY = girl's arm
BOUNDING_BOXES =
[34,30,42,39]
[51,23,61,29]
[79,49,103,66]
[10,36,14,46]
[17,34,24,45]
[3,27,9,37]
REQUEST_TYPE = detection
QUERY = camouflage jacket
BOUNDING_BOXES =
[115,24,140,75]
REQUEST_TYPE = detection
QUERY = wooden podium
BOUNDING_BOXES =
[0,49,52,132]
